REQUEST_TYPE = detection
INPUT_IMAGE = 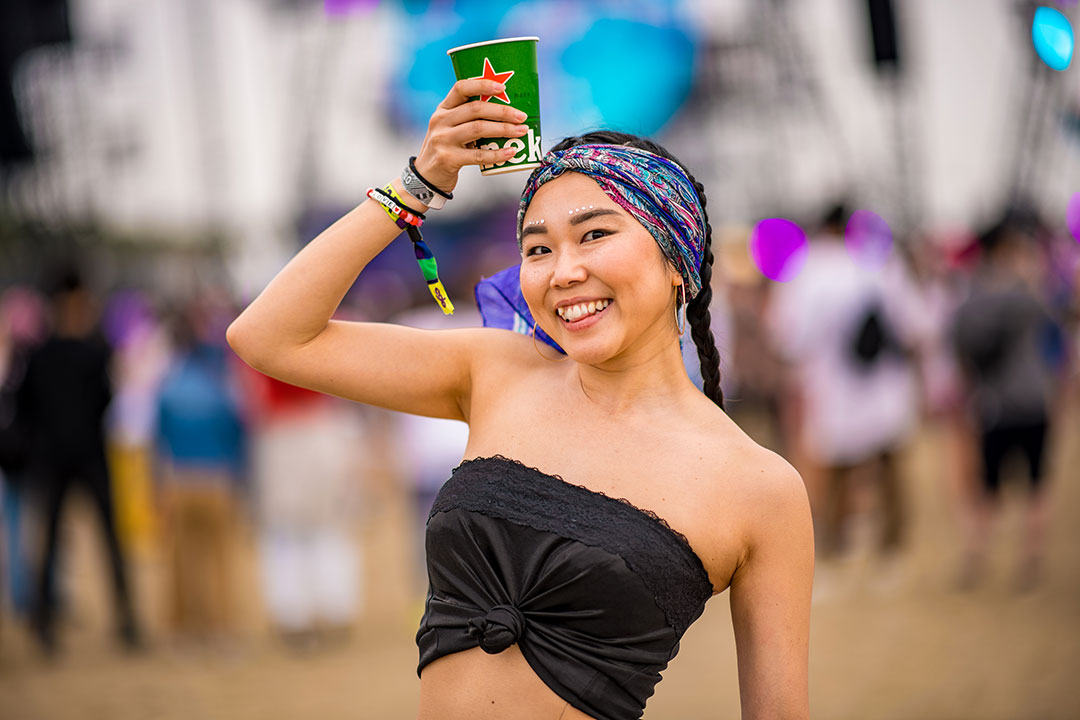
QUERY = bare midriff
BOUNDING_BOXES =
[417,645,599,720]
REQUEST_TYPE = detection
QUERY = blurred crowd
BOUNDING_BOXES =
[750,204,1079,596]
[0,199,1077,659]
[0,259,374,654]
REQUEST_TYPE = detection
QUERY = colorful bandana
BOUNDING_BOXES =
[517,144,706,299]
[475,143,707,355]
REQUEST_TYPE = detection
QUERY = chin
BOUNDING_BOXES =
[554,333,621,365]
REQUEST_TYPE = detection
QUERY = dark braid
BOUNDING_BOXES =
[682,176,724,411]
[548,131,725,411]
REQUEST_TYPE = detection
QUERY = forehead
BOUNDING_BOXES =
[524,172,621,217]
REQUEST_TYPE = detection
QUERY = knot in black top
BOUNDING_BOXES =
[466,604,525,654]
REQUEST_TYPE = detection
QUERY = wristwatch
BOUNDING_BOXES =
[402,160,449,210]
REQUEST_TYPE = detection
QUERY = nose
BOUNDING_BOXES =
[550,245,588,288]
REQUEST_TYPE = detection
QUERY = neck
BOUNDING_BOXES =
[564,330,696,417]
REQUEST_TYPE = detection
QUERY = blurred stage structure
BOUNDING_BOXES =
[0,0,1078,300]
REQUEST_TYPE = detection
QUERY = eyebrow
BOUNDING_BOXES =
[521,208,622,237]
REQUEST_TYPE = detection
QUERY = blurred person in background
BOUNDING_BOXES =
[769,203,927,591]
[909,232,983,582]
[715,228,787,451]
[104,290,172,559]
[0,286,47,621]
[16,264,139,654]
[950,215,1066,592]
[228,76,812,720]
[243,368,364,649]
[153,299,247,644]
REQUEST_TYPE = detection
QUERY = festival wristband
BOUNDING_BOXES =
[367,184,453,315]
[406,226,455,315]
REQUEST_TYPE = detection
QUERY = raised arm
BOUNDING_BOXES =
[226,78,530,421]
[729,452,814,720]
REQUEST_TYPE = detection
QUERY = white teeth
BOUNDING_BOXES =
[557,299,610,321]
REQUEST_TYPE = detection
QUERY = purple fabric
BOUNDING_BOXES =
[474,266,564,354]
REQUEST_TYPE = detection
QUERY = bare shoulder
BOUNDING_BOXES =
[692,413,811,568]
[463,325,557,414]
[691,405,806,510]
[668,403,810,588]
[720,434,813,584]
[467,325,554,385]
[728,439,808,518]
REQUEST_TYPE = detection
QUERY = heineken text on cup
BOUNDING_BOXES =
[447,37,541,175]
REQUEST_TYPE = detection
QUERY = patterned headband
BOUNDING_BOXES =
[516,143,707,299]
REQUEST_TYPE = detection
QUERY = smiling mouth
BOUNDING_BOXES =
[556,299,612,323]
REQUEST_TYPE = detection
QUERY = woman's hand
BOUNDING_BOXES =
[412,77,530,193]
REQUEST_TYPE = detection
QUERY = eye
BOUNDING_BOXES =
[524,229,609,257]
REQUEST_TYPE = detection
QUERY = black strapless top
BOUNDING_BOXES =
[416,455,714,720]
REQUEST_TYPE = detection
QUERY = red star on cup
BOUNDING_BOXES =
[472,57,515,103]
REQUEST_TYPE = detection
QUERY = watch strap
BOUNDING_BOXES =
[402,163,447,210]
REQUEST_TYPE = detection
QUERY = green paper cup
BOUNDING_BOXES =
[447,36,541,176]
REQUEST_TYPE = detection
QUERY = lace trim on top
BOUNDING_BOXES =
[430,454,714,636]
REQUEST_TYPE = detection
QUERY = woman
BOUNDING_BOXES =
[228,77,813,720]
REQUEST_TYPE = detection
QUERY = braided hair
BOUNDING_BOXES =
[547,131,725,411]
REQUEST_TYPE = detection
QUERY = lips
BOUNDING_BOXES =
[556,299,612,331]
[556,298,611,322]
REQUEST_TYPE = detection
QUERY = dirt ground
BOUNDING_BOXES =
[1,404,1078,720]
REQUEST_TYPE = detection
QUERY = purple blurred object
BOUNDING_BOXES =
[474,265,564,354]
[749,219,808,283]
[324,0,378,16]
[1068,192,1080,243]
[103,290,154,349]
[845,209,894,271]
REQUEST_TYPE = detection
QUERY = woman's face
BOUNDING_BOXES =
[519,172,681,364]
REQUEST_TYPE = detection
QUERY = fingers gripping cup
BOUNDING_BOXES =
[447,37,541,175]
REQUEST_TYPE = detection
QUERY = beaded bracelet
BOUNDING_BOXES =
[367,187,424,227]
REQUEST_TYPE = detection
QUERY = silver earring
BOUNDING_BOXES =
[675,283,686,336]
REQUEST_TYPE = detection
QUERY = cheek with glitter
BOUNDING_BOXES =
[750,219,808,283]
[845,210,893,271]
[1068,193,1080,243]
